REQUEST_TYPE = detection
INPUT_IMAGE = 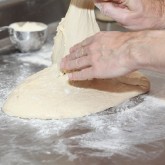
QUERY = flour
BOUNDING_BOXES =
[77,96,165,159]
[0,77,165,164]
[17,42,52,66]
[10,22,47,32]
[0,29,165,164]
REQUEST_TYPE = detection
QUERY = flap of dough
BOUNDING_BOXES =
[3,66,150,119]
[117,71,150,92]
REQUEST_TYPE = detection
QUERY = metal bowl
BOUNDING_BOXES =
[9,22,48,53]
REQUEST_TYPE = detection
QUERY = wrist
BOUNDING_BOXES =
[129,30,165,72]
[153,0,165,29]
[120,31,145,72]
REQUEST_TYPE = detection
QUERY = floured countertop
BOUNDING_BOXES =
[0,32,165,165]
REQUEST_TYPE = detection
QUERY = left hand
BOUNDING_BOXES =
[94,0,165,30]
[60,31,139,81]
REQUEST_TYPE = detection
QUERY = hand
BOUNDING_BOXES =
[61,30,165,81]
[94,0,165,30]
[60,31,139,81]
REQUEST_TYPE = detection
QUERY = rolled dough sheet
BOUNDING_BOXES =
[3,66,150,119]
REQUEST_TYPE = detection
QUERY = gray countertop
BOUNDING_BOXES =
[0,24,165,165]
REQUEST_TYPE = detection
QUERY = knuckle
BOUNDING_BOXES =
[101,7,110,17]
[67,61,72,69]
[120,14,130,25]
[87,45,95,53]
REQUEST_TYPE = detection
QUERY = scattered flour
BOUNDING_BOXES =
[0,34,165,164]
[17,42,52,66]
[0,93,165,164]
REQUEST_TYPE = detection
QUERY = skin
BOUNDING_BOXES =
[60,0,165,81]
[94,0,165,30]
[61,31,138,80]
[60,30,165,81]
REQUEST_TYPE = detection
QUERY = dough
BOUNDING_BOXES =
[3,0,150,119]
[95,9,114,22]
[52,0,100,66]
[3,66,150,119]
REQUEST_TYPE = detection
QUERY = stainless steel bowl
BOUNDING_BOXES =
[0,22,48,53]
[9,22,48,53]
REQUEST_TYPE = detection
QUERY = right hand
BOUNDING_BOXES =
[94,0,165,30]
[61,30,165,81]
[60,31,140,81]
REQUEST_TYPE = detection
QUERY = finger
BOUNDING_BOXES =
[95,0,122,3]
[64,46,88,62]
[70,43,81,53]
[70,36,93,53]
[68,67,94,81]
[95,0,122,9]
[61,56,91,71]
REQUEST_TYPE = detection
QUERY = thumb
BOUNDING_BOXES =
[95,2,131,24]
[95,0,122,2]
